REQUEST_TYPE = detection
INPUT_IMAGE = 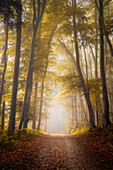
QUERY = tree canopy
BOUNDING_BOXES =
[0,0,113,134]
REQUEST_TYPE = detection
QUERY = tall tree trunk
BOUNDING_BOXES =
[37,61,48,131]
[95,3,99,126]
[72,0,95,128]
[99,0,111,126]
[19,0,46,129]
[0,21,8,130]
[105,2,110,71]
[95,0,113,56]
[37,26,57,131]
[8,0,22,135]
[0,21,8,106]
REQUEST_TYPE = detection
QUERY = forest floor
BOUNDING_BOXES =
[0,125,113,169]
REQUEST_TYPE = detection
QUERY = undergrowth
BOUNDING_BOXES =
[0,128,46,152]
[0,131,26,152]
[73,126,90,135]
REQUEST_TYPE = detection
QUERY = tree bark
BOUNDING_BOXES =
[72,0,95,128]
[8,0,22,135]
[95,0,113,56]
[99,0,111,126]
[32,81,38,129]
[37,26,57,131]
[71,94,75,128]
[19,0,47,129]
[0,21,8,131]
[44,107,47,131]
[37,81,45,131]
[1,102,5,130]
[95,3,99,126]
[78,93,88,124]
[74,95,78,128]
[0,21,8,106]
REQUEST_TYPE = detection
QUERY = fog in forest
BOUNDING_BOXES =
[47,100,67,134]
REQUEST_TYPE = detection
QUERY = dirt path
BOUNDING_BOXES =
[0,134,113,169]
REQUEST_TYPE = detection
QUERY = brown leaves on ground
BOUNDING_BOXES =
[0,125,113,169]
[81,124,113,167]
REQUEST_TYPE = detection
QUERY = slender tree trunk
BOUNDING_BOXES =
[71,94,75,129]
[44,107,47,131]
[74,95,78,128]
[88,52,93,79]
[78,93,88,124]
[8,0,22,135]
[37,61,48,131]
[19,0,46,129]
[0,21,8,106]
[105,2,110,71]
[59,36,95,128]
[44,114,47,132]
[99,0,111,126]
[37,81,45,131]
[66,54,77,129]
[37,26,57,131]
[89,45,96,66]
[95,3,99,126]
[95,5,98,79]
[32,81,38,129]
[72,0,95,128]
[0,21,8,131]
[82,45,88,83]
[1,102,5,130]
[95,0,113,56]
[19,29,37,129]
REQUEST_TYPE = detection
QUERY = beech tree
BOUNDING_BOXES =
[8,0,22,135]
[0,21,8,130]
[95,0,113,57]
[99,0,111,126]
[0,0,112,133]
[37,25,57,131]
[19,0,47,129]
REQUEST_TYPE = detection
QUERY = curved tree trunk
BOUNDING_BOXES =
[72,0,95,128]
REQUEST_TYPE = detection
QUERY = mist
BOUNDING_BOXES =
[46,100,67,134]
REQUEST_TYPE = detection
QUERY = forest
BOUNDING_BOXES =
[0,0,112,134]
[0,0,113,169]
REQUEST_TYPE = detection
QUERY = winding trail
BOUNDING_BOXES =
[0,134,112,169]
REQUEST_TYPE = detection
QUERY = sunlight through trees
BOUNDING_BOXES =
[0,0,113,134]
